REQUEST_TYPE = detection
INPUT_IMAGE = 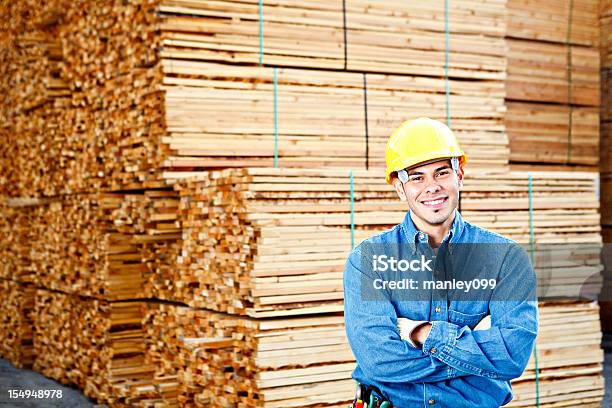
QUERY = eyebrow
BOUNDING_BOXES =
[408,165,451,176]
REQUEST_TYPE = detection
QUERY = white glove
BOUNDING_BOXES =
[474,314,491,331]
[397,318,429,348]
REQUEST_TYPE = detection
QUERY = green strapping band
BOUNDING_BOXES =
[258,0,263,65]
[444,0,451,127]
[528,173,540,407]
[566,0,574,164]
[273,67,279,167]
[350,170,355,249]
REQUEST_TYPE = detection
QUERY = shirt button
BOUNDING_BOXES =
[429,399,436,405]
[435,306,441,313]
[419,233,425,240]
[430,347,437,354]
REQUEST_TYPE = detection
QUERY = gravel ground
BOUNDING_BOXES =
[0,359,97,407]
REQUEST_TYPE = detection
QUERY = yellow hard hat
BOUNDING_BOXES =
[385,117,467,184]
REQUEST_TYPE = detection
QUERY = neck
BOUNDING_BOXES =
[410,209,456,248]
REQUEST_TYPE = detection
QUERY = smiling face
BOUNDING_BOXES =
[392,159,463,227]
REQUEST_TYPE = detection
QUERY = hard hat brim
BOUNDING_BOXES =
[385,153,467,184]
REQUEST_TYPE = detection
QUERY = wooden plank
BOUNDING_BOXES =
[144,300,604,407]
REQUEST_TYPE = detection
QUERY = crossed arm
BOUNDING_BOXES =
[343,244,538,384]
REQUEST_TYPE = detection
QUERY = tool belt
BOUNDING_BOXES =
[350,383,395,408]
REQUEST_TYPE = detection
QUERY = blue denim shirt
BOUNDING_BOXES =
[343,210,538,407]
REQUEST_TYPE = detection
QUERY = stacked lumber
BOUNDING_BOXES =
[33,289,160,407]
[0,1,72,197]
[40,0,164,195]
[506,39,600,106]
[0,200,39,282]
[142,168,601,316]
[27,194,146,300]
[0,0,509,198]
[0,24,80,198]
[0,0,70,121]
[505,102,599,166]
[157,0,345,70]
[505,0,601,167]
[60,0,159,94]
[160,62,507,172]
[143,300,603,407]
[601,0,612,224]
[145,303,355,407]
[1,37,48,117]
[4,0,159,197]
[603,87,612,164]
[507,301,604,407]
[599,0,612,330]
[0,3,607,408]
[0,279,35,369]
[159,0,506,78]
[141,190,183,303]
[343,0,505,78]
[9,98,76,197]
[0,0,148,197]
[1,189,177,300]
[508,0,599,46]
[601,0,612,70]
[0,192,180,405]
[156,0,509,179]
[6,63,507,196]
[142,303,181,406]
[601,0,612,232]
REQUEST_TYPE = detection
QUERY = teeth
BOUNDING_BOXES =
[424,198,445,205]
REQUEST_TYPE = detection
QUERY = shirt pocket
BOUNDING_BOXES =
[448,309,488,330]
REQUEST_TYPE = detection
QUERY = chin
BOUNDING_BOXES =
[425,215,450,225]
[417,207,454,225]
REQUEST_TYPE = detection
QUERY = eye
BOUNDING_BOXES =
[409,175,423,183]
[436,170,451,178]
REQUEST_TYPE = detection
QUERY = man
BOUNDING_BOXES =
[344,118,538,407]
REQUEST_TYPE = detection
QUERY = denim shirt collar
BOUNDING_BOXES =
[400,209,465,246]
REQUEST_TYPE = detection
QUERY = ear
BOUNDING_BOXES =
[456,166,464,189]
[392,178,407,201]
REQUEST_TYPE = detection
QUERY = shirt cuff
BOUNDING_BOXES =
[422,320,458,356]
[397,317,429,348]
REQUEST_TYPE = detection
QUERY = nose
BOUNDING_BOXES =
[424,179,442,195]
